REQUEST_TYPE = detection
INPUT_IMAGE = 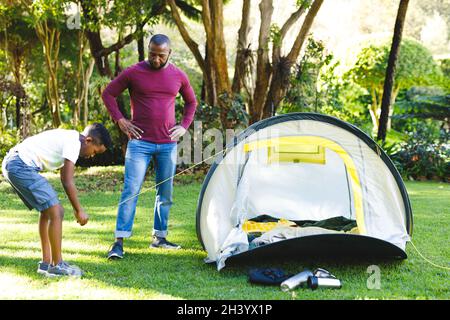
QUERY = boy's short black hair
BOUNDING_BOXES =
[83,123,113,150]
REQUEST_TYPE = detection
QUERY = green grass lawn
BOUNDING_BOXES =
[0,166,448,300]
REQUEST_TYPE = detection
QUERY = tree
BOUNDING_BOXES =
[377,0,410,142]
[80,0,153,79]
[79,0,200,152]
[19,0,67,128]
[80,0,199,78]
[79,0,152,152]
[0,5,37,133]
[281,37,339,114]
[260,0,323,121]
[348,38,442,134]
[167,0,231,127]
[231,0,252,96]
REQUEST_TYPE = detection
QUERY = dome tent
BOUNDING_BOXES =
[196,113,413,270]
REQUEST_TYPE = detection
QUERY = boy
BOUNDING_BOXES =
[1,123,112,277]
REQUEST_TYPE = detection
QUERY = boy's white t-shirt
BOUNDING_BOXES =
[15,129,81,171]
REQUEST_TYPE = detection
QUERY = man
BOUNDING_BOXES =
[102,34,197,259]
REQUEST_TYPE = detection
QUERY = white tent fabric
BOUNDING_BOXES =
[198,117,411,268]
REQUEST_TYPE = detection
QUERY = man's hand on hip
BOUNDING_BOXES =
[169,125,186,141]
[117,118,143,139]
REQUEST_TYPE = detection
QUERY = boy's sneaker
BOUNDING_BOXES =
[150,236,181,250]
[37,261,51,275]
[47,261,83,277]
[107,241,124,260]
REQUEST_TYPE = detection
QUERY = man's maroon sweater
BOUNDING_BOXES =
[102,61,197,143]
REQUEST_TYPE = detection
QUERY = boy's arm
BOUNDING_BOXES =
[60,159,89,226]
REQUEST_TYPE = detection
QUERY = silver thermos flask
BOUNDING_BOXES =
[307,275,342,290]
[280,270,314,291]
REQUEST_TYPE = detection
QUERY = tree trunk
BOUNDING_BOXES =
[35,20,61,127]
[209,0,230,94]
[136,21,145,62]
[169,0,320,128]
[262,57,292,119]
[137,34,145,62]
[387,86,400,130]
[20,96,31,138]
[85,30,113,78]
[203,45,217,106]
[12,57,22,128]
[74,30,86,126]
[260,1,310,120]
[250,0,274,124]
[167,0,216,106]
[262,0,324,120]
[83,58,95,126]
[377,0,409,141]
[232,0,252,95]
[369,87,380,131]
[210,0,233,128]
[114,45,122,76]
[15,96,21,128]
[136,20,145,62]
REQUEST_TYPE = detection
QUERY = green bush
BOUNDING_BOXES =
[347,38,444,133]
[390,123,449,181]
[279,37,370,130]
[393,87,449,124]
[349,38,442,93]
[0,129,20,171]
[281,37,340,114]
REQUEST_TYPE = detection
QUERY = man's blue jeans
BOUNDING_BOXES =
[115,139,177,239]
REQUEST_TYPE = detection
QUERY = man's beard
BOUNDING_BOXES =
[149,59,169,70]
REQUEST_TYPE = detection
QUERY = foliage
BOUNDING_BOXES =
[280,37,338,113]
[29,0,68,24]
[394,90,450,122]
[439,58,450,78]
[183,94,248,132]
[389,87,449,152]
[348,38,442,95]
[345,38,444,133]
[170,49,204,95]
[0,1,448,176]
[331,78,373,131]
[279,37,369,130]
[296,0,313,8]
[390,123,449,181]
[269,24,282,48]
[222,93,249,130]
[0,129,20,163]
[436,58,450,91]
[191,102,221,131]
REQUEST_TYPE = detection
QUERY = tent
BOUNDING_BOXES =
[196,113,413,270]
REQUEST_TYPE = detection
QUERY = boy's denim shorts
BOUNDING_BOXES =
[1,150,59,212]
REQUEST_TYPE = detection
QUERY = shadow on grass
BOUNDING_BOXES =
[0,247,256,299]
[0,234,411,298]
[0,254,415,300]
[223,255,406,275]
